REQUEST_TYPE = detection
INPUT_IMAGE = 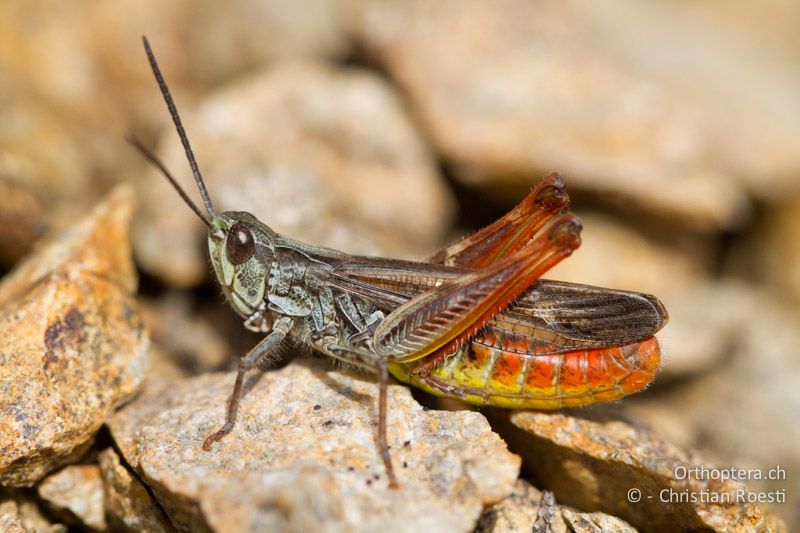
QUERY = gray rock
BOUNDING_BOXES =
[109,357,519,532]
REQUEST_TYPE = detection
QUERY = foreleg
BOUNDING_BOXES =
[202,316,294,450]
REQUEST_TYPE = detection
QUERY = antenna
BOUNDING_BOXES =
[142,35,216,218]
[128,136,212,228]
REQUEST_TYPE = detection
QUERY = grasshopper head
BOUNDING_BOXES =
[208,212,276,317]
[134,38,280,319]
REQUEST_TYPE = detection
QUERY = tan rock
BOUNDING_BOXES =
[134,61,453,287]
[0,186,149,486]
[475,480,568,533]
[476,479,638,533]
[109,356,519,532]
[546,213,706,297]
[561,508,638,533]
[140,294,236,374]
[755,198,800,305]
[651,280,756,378]
[354,0,800,229]
[0,512,26,533]
[0,1,353,233]
[0,490,67,533]
[98,448,174,533]
[0,77,95,267]
[0,1,187,209]
[37,465,106,531]
[184,0,351,85]
[0,0,349,112]
[505,412,786,532]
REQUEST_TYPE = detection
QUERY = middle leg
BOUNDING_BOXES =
[324,343,399,489]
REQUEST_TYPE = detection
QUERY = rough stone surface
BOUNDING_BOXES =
[0,186,149,486]
[353,0,800,229]
[98,448,175,533]
[109,356,519,532]
[503,412,787,533]
[476,479,637,533]
[134,61,453,286]
[37,464,106,531]
[561,508,637,533]
[0,490,67,533]
[475,480,565,533]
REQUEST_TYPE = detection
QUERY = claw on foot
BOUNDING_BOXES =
[202,423,233,451]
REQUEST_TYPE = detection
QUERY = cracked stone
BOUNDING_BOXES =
[109,356,519,533]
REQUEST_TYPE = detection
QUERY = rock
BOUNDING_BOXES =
[185,0,351,85]
[98,448,175,533]
[353,0,800,230]
[476,479,637,533]
[0,0,349,110]
[0,1,353,229]
[0,512,26,533]
[755,198,800,305]
[475,480,566,533]
[0,186,149,486]
[139,294,239,374]
[561,508,637,533]
[0,1,185,204]
[109,356,519,532]
[37,464,106,531]
[482,480,639,533]
[650,281,756,379]
[134,61,453,287]
[502,412,787,532]
[0,512,25,533]
[623,292,800,530]
[546,213,706,297]
[0,77,95,267]
[0,489,67,533]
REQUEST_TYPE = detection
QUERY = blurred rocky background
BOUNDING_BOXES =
[0,0,797,531]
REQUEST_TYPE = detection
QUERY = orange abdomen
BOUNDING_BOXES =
[389,334,661,409]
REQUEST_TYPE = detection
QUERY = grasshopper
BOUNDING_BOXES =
[134,37,668,488]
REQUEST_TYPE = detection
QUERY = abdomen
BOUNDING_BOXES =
[388,331,661,409]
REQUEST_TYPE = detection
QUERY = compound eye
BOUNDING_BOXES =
[225,222,255,265]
